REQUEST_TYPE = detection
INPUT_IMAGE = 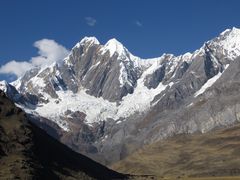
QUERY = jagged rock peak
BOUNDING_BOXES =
[74,36,100,49]
[220,27,240,36]
[207,27,240,60]
[80,36,100,44]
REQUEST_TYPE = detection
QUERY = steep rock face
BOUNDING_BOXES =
[3,27,240,165]
[151,45,223,110]
[14,37,141,103]
[69,38,140,101]
[140,57,240,145]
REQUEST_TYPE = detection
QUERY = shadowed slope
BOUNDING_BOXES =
[0,90,127,180]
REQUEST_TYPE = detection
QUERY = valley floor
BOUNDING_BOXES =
[112,124,240,179]
[129,175,240,180]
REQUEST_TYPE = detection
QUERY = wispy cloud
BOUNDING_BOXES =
[0,39,69,78]
[0,61,32,78]
[31,39,69,66]
[85,17,97,26]
[135,20,143,27]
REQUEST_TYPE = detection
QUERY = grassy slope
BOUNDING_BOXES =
[0,90,127,180]
[112,124,240,179]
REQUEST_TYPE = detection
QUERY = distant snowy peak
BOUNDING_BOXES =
[72,27,240,62]
[209,27,240,60]
[100,38,128,57]
[80,36,100,45]
[73,37,133,60]
[220,27,240,37]
[74,36,100,49]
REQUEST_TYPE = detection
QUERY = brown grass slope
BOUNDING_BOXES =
[112,124,240,179]
[0,90,127,180]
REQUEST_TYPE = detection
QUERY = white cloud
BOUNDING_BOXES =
[31,39,69,66]
[85,17,97,26]
[0,39,69,78]
[135,20,143,27]
[0,60,32,77]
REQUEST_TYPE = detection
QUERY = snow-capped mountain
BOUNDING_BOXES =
[2,27,240,165]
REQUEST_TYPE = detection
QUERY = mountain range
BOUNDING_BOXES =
[1,27,240,168]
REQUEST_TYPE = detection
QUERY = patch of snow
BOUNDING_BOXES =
[140,55,169,77]
[192,47,205,58]
[117,71,168,118]
[194,72,222,97]
[169,82,174,88]
[166,56,181,77]
[225,64,230,70]
[88,61,101,71]
[11,79,21,90]
[220,28,231,36]
[187,102,193,107]
[23,107,70,132]
[80,37,100,46]
[55,69,61,76]
[182,52,192,62]
[134,56,163,70]
[101,135,109,142]
[64,56,73,67]
[30,76,46,89]
[32,90,118,126]
[73,37,100,49]
[119,62,133,87]
[212,27,240,60]
[205,46,220,68]
[168,61,177,74]
[100,38,126,57]
[0,80,8,93]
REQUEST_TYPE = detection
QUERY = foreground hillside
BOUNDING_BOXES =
[0,90,126,180]
[112,124,240,179]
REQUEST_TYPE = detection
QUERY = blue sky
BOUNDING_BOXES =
[0,0,240,81]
